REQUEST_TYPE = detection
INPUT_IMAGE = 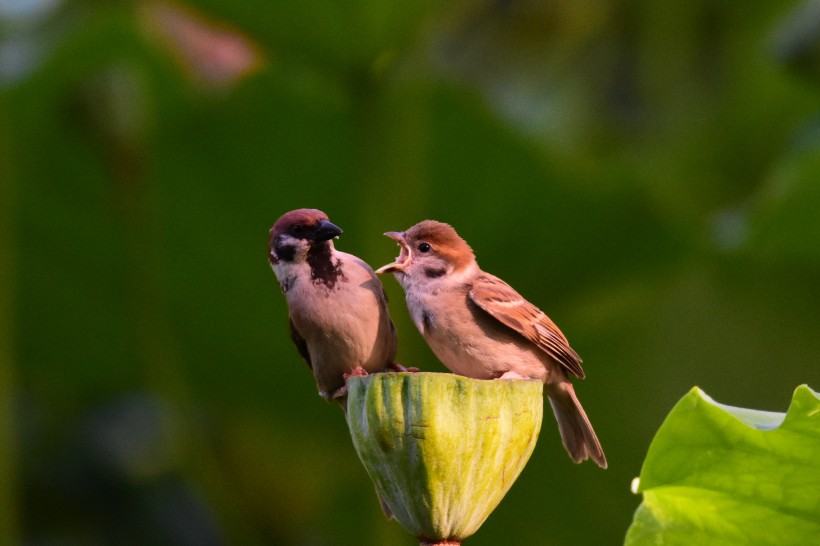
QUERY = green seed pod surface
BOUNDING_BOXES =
[346,372,543,544]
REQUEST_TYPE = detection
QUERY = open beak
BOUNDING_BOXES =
[375,231,412,274]
[312,219,343,242]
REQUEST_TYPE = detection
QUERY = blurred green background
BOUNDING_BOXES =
[2,0,820,544]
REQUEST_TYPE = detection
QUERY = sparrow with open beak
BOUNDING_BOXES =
[268,209,398,402]
[376,220,606,468]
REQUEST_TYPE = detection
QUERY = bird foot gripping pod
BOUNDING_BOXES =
[346,372,543,545]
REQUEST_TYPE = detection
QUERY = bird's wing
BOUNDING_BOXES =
[289,318,313,371]
[364,260,390,305]
[469,273,585,378]
[358,257,399,355]
[351,253,397,327]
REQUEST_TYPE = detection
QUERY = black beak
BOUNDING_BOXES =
[312,219,343,242]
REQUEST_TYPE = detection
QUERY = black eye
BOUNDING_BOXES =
[418,242,431,253]
[290,225,305,237]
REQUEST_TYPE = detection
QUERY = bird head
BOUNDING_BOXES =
[376,220,475,282]
[268,208,343,266]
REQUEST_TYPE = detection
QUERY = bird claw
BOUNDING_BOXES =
[344,366,368,380]
[331,367,369,400]
[330,385,348,400]
[330,385,347,400]
[389,363,421,373]
[497,371,528,380]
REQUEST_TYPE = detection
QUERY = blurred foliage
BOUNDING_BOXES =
[626,385,820,545]
[2,0,820,544]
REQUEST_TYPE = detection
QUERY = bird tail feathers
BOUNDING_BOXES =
[546,381,607,469]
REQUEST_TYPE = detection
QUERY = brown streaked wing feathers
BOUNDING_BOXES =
[469,274,585,378]
[289,319,313,371]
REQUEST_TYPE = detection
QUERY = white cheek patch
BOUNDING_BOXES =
[445,262,479,285]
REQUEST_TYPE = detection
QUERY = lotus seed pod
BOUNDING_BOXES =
[346,372,543,545]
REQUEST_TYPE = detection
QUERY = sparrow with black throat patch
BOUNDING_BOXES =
[376,220,606,468]
[268,209,400,402]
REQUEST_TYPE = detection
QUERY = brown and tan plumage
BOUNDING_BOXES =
[269,209,398,402]
[469,274,585,379]
[377,220,606,468]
